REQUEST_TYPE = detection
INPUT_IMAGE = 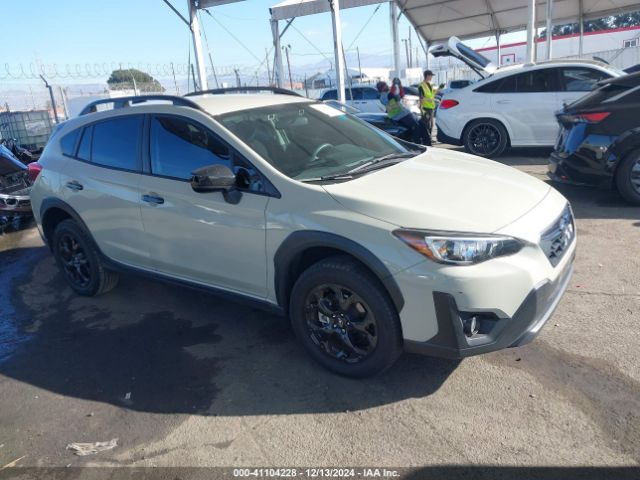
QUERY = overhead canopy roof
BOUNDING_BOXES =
[399,0,640,43]
[270,0,385,21]
[199,0,246,8]
[270,0,640,42]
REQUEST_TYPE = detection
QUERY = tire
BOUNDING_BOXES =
[463,119,508,158]
[52,219,119,296]
[615,149,640,206]
[289,255,403,377]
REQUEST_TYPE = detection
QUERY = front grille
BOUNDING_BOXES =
[540,205,575,267]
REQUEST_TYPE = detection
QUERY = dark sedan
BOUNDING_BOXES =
[549,72,640,205]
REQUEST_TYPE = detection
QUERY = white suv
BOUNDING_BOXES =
[29,88,576,377]
[430,37,622,157]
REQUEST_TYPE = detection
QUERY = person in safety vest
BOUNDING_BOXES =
[419,69,435,146]
[377,79,420,144]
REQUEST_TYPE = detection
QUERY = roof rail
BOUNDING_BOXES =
[185,86,304,98]
[78,95,203,116]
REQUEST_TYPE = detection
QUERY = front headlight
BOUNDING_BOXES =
[393,229,523,265]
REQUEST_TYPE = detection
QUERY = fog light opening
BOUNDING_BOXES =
[462,315,480,337]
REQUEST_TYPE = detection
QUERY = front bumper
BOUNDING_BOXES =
[404,257,573,358]
[0,189,32,215]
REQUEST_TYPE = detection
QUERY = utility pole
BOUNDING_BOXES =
[402,39,410,71]
[234,68,241,87]
[58,86,69,120]
[284,45,293,89]
[39,75,59,124]
[356,46,363,82]
[171,62,180,95]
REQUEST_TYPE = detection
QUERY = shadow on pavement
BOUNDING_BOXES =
[0,245,459,417]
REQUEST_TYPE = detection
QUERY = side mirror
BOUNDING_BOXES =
[190,164,242,204]
[191,164,236,193]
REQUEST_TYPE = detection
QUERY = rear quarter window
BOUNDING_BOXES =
[60,129,80,156]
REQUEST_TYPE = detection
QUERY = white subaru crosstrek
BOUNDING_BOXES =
[430,37,622,157]
[29,88,576,377]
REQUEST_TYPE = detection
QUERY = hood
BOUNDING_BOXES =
[429,36,497,78]
[323,148,551,233]
[0,145,26,176]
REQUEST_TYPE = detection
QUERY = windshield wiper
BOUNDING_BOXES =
[347,152,417,174]
[300,173,354,183]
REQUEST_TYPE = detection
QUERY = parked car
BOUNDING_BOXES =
[323,100,416,142]
[29,88,575,377]
[430,36,623,157]
[434,79,476,102]
[320,85,421,115]
[0,144,34,215]
[549,72,640,205]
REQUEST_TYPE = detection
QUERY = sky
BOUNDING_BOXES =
[0,0,527,88]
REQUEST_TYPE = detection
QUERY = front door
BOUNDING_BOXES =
[139,114,270,298]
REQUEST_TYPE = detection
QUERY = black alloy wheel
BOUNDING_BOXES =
[57,232,92,288]
[464,119,508,158]
[304,283,377,363]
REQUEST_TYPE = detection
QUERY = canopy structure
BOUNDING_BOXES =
[397,0,640,44]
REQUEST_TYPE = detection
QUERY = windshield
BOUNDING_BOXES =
[217,102,409,181]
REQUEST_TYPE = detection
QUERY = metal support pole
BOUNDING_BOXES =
[525,0,536,63]
[496,31,501,65]
[578,0,584,56]
[58,86,69,120]
[284,45,293,89]
[188,0,208,91]
[271,19,285,88]
[389,1,401,78]
[357,46,363,82]
[330,0,346,104]
[545,0,553,60]
[39,75,59,124]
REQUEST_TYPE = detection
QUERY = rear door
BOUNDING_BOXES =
[490,68,561,145]
[138,114,270,298]
[58,115,151,269]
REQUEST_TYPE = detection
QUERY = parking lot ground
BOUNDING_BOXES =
[0,147,639,473]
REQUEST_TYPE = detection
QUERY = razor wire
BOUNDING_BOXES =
[0,62,258,81]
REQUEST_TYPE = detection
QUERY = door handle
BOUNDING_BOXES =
[65,181,83,191]
[496,100,512,104]
[142,194,164,205]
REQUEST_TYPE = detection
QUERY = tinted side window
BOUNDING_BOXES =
[350,88,363,100]
[60,129,80,156]
[150,116,231,180]
[474,80,499,93]
[77,126,92,161]
[517,69,559,92]
[561,68,610,91]
[497,75,517,93]
[322,90,337,100]
[474,79,503,93]
[91,116,142,171]
[361,87,380,100]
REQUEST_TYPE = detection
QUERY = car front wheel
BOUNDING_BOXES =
[289,256,403,377]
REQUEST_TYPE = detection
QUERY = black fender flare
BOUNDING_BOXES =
[39,198,98,249]
[273,230,405,313]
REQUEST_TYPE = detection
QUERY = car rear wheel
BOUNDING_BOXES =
[289,256,403,377]
[52,219,119,296]
[463,119,508,158]
[616,149,640,206]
